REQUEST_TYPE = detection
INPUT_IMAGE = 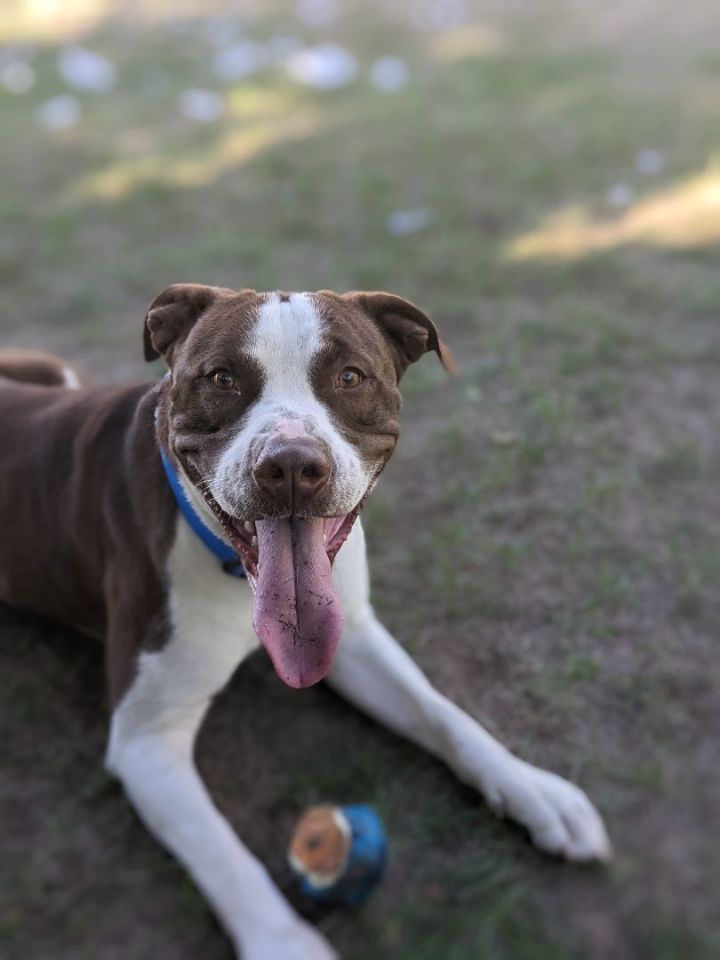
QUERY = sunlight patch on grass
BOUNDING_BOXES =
[429,24,504,63]
[65,110,322,202]
[1,0,229,41]
[226,87,297,121]
[505,163,720,260]
[0,0,109,41]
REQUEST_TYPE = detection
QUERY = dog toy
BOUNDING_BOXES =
[288,804,387,907]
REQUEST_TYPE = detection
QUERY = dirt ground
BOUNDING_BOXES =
[1,2,719,958]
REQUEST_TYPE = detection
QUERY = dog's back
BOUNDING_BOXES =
[0,357,163,639]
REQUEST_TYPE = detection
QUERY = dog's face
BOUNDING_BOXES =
[146,285,451,688]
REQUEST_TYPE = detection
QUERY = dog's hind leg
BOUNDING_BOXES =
[0,349,85,388]
[328,523,611,863]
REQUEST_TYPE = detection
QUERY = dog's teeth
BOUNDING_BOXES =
[244,521,257,535]
[251,536,258,549]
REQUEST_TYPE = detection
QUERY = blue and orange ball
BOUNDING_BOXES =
[288,804,388,907]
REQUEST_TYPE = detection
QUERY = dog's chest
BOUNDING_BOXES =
[167,517,259,672]
[109,519,257,742]
[161,517,258,708]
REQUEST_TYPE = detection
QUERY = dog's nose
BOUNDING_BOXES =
[253,440,331,509]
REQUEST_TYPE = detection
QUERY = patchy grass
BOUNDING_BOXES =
[1,1,720,958]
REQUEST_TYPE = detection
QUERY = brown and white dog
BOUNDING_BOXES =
[0,286,610,959]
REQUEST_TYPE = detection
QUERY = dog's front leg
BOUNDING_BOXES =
[107,704,337,960]
[327,612,611,863]
[104,526,337,960]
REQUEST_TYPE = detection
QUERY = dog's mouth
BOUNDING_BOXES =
[199,491,363,690]
[220,510,361,582]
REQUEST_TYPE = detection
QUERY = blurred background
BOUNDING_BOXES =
[1,1,719,957]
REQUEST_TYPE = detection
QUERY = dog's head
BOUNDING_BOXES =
[146,285,453,688]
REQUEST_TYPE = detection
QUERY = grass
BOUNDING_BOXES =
[1,1,720,958]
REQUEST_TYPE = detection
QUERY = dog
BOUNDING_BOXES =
[0,286,610,959]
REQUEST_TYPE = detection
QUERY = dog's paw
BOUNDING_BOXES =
[241,919,338,960]
[482,758,612,863]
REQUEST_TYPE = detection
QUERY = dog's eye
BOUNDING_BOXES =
[337,367,365,389]
[209,369,235,390]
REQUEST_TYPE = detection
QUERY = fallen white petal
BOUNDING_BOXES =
[386,208,434,235]
[605,183,634,208]
[635,148,665,176]
[285,43,357,90]
[369,56,409,92]
[36,95,81,130]
[58,46,116,93]
[295,0,337,29]
[178,88,225,123]
[2,61,35,94]
[213,40,266,81]
[411,0,468,32]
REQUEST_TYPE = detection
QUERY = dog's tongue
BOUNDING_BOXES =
[252,518,343,688]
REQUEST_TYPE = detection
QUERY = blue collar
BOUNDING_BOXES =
[159,448,246,578]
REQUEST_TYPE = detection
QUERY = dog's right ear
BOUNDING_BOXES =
[143,283,233,364]
[343,291,457,379]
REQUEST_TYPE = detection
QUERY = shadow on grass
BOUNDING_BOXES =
[0,601,620,960]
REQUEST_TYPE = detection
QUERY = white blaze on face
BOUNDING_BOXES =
[211,292,370,517]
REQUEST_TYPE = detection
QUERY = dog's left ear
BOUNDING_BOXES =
[346,292,457,379]
[143,283,234,364]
